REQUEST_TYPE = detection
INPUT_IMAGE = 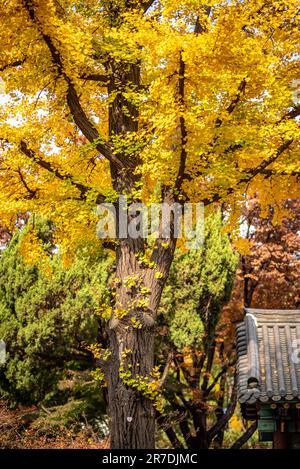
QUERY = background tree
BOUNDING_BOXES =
[220,196,300,341]
[157,199,300,449]
[0,216,113,404]
[218,197,300,447]
[240,197,300,309]
[0,0,299,448]
[157,210,238,449]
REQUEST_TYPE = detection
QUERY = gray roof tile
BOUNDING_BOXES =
[236,308,300,407]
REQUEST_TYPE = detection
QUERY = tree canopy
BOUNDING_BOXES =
[0,0,299,251]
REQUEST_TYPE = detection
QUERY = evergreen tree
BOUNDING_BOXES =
[157,210,238,448]
[0,217,113,404]
[161,210,237,350]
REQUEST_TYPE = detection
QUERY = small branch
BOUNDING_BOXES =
[260,168,299,178]
[230,421,257,449]
[183,96,297,190]
[96,357,111,377]
[141,0,156,12]
[19,140,106,203]
[16,168,37,199]
[194,6,212,34]
[0,58,26,72]
[207,373,238,442]
[156,412,184,449]
[194,17,202,34]
[205,363,230,396]
[157,351,174,390]
[185,78,247,183]
[279,104,300,122]
[201,342,216,398]
[40,404,51,415]
[33,351,93,363]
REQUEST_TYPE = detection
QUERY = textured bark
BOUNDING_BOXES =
[103,29,160,445]
[107,324,156,448]
[106,236,176,448]
[107,236,154,449]
[104,90,178,447]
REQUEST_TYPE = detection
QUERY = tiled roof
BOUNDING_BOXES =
[236,309,300,409]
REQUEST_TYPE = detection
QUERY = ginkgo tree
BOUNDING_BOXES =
[0,0,299,449]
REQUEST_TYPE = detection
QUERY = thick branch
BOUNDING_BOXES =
[141,1,156,12]
[205,363,230,397]
[194,6,212,34]
[207,374,237,442]
[19,140,105,203]
[215,78,247,129]
[157,351,173,390]
[175,52,188,195]
[23,0,124,170]
[230,421,257,449]
[0,59,26,72]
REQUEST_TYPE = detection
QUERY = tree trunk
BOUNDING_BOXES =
[107,325,156,448]
[105,234,176,448]
[197,411,209,449]
[106,234,152,448]
[102,15,178,444]
[273,431,290,449]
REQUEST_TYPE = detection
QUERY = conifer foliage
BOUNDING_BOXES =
[0,217,112,404]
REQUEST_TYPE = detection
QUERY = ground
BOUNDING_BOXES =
[0,400,109,449]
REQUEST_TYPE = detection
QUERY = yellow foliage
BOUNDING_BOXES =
[18,228,52,277]
[229,414,243,433]
[233,237,252,256]
[0,0,299,253]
